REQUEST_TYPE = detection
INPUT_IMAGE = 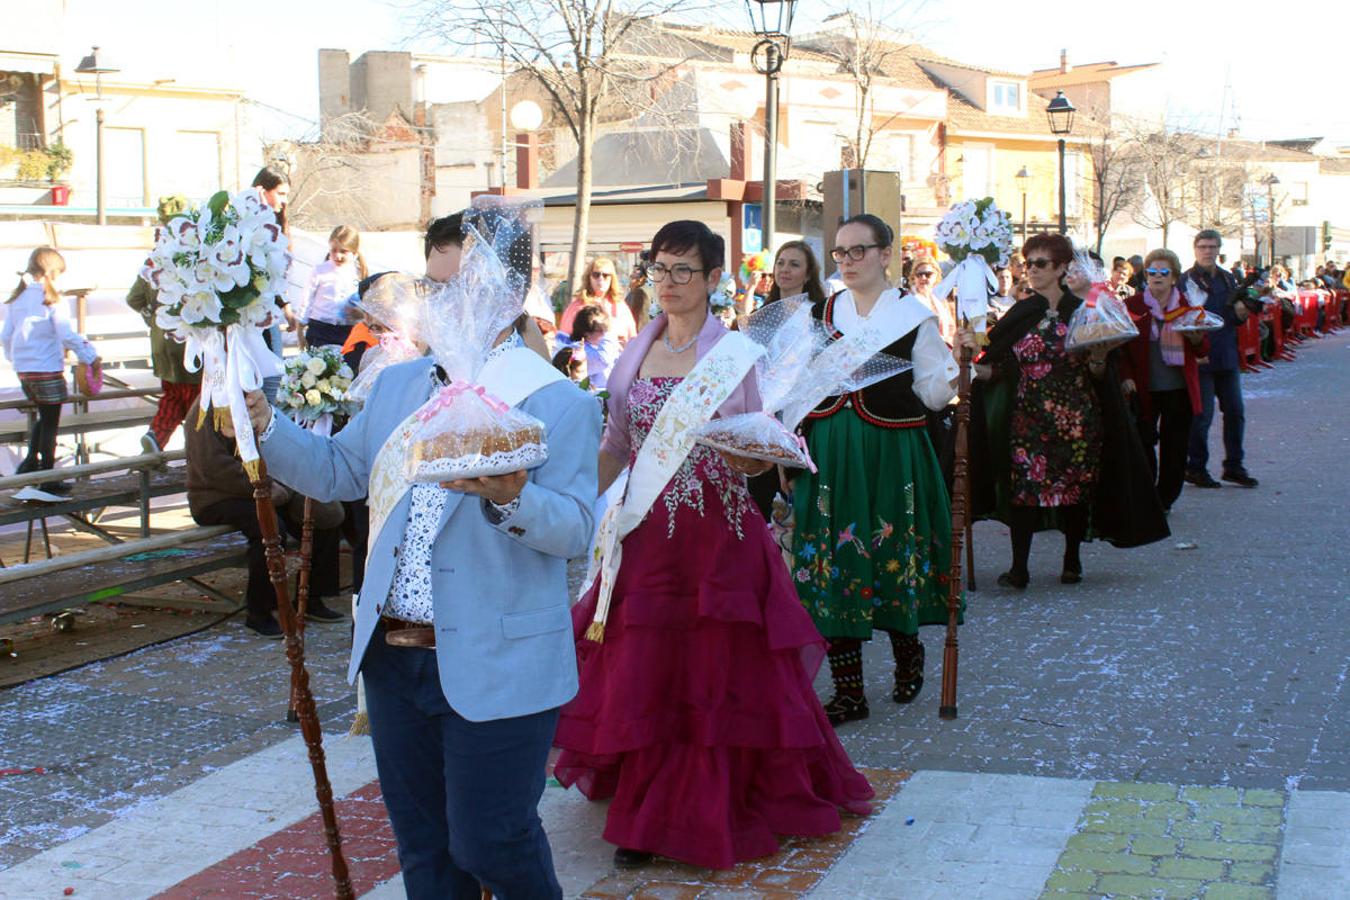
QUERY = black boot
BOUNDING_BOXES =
[887,631,925,704]
[823,638,869,725]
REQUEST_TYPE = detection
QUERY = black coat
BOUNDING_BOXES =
[968,292,1170,548]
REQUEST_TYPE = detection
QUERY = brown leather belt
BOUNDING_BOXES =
[381,616,435,648]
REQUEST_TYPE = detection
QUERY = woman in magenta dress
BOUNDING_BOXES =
[554,221,873,870]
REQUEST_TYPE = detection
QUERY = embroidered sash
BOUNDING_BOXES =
[583,332,763,642]
[365,347,565,554]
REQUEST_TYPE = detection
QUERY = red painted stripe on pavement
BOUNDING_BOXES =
[153,781,399,900]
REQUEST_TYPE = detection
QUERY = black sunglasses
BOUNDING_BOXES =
[1025,258,1056,270]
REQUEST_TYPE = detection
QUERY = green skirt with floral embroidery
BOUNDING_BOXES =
[791,411,958,640]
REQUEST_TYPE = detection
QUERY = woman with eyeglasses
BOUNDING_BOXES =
[1118,249,1209,513]
[907,256,956,345]
[965,234,1168,590]
[558,257,639,344]
[790,214,959,725]
[554,219,873,871]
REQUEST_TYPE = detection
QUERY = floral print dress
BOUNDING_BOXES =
[1009,309,1103,507]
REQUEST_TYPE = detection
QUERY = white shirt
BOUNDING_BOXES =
[300,259,360,326]
[832,288,958,412]
[1,283,97,372]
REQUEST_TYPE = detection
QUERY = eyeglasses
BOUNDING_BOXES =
[830,244,881,262]
[1025,257,1056,270]
[590,271,612,279]
[1145,267,1172,276]
[647,262,709,285]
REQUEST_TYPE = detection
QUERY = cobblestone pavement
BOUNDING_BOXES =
[0,338,1346,898]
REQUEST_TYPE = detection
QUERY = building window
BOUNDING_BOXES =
[105,127,147,208]
[169,131,223,202]
[961,145,992,199]
[990,81,1021,114]
[1290,181,1309,206]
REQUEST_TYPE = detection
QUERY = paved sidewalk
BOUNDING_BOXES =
[0,337,1346,899]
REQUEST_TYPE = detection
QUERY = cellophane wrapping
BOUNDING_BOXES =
[404,199,548,483]
[695,297,912,471]
[1065,253,1138,351]
[1171,308,1226,332]
[347,273,427,404]
[695,296,826,471]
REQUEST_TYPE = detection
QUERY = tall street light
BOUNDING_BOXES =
[1014,165,1030,239]
[1045,90,1075,236]
[746,0,797,254]
[1265,173,1280,268]
[75,46,120,226]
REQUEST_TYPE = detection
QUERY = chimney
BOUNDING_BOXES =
[1060,49,1069,74]
[1228,128,1240,140]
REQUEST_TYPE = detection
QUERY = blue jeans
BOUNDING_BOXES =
[1187,368,1245,475]
[362,631,563,900]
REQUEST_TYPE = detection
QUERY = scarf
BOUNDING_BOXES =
[1141,286,1189,366]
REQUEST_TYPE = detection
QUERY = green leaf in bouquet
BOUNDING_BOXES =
[219,285,260,309]
[207,190,230,217]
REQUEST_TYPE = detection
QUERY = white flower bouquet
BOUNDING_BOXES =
[139,189,288,475]
[933,197,1015,339]
[278,347,358,433]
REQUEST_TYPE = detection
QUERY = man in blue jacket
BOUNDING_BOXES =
[230,217,600,897]
[1182,230,1259,488]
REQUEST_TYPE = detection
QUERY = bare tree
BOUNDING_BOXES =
[1084,123,1142,255]
[409,0,697,290]
[802,1,934,173]
[1127,129,1197,246]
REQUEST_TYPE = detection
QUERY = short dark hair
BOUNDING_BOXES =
[1022,233,1075,266]
[1194,229,1223,247]
[424,213,465,259]
[571,304,611,342]
[839,213,894,248]
[650,220,724,272]
[251,166,287,192]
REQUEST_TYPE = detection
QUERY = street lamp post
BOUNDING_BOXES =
[746,0,797,254]
[1045,90,1076,236]
[1265,173,1280,268]
[75,46,120,226]
[1014,165,1030,239]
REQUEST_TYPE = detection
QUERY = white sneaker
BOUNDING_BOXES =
[140,432,161,455]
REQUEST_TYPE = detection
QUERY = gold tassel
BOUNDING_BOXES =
[583,620,606,644]
[195,405,208,429]
[348,711,370,736]
[213,407,232,432]
[242,458,262,483]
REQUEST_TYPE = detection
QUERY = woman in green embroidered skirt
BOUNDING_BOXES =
[791,215,959,725]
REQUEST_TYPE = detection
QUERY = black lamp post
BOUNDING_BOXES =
[1045,90,1076,235]
[1265,173,1280,268]
[746,0,797,254]
[75,46,120,226]
[1014,165,1030,238]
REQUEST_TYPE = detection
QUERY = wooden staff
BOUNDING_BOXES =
[287,496,315,723]
[940,342,973,720]
[251,462,354,899]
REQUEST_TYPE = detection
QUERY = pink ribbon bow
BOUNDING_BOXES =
[415,381,509,422]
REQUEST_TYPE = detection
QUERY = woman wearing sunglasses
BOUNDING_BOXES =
[965,234,1168,590]
[1118,249,1210,513]
[558,257,639,344]
[791,214,960,724]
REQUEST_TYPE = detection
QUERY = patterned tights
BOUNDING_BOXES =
[826,630,924,699]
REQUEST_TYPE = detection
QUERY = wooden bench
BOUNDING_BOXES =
[0,406,160,446]
[0,525,248,625]
[0,386,161,413]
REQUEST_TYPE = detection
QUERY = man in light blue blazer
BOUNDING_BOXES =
[239,342,599,898]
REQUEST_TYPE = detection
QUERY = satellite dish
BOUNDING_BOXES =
[509,100,544,132]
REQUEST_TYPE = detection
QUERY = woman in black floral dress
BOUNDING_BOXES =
[964,233,1167,588]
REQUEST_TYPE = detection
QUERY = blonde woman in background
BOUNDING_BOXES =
[559,257,639,343]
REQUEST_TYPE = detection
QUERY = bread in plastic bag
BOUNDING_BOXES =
[404,199,548,483]
[694,296,911,471]
[1064,252,1138,351]
[1170,308,1226,332]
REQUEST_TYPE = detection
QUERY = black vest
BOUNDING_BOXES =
[805,292,928,429]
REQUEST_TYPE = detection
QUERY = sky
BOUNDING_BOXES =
[55,0,1347,147]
